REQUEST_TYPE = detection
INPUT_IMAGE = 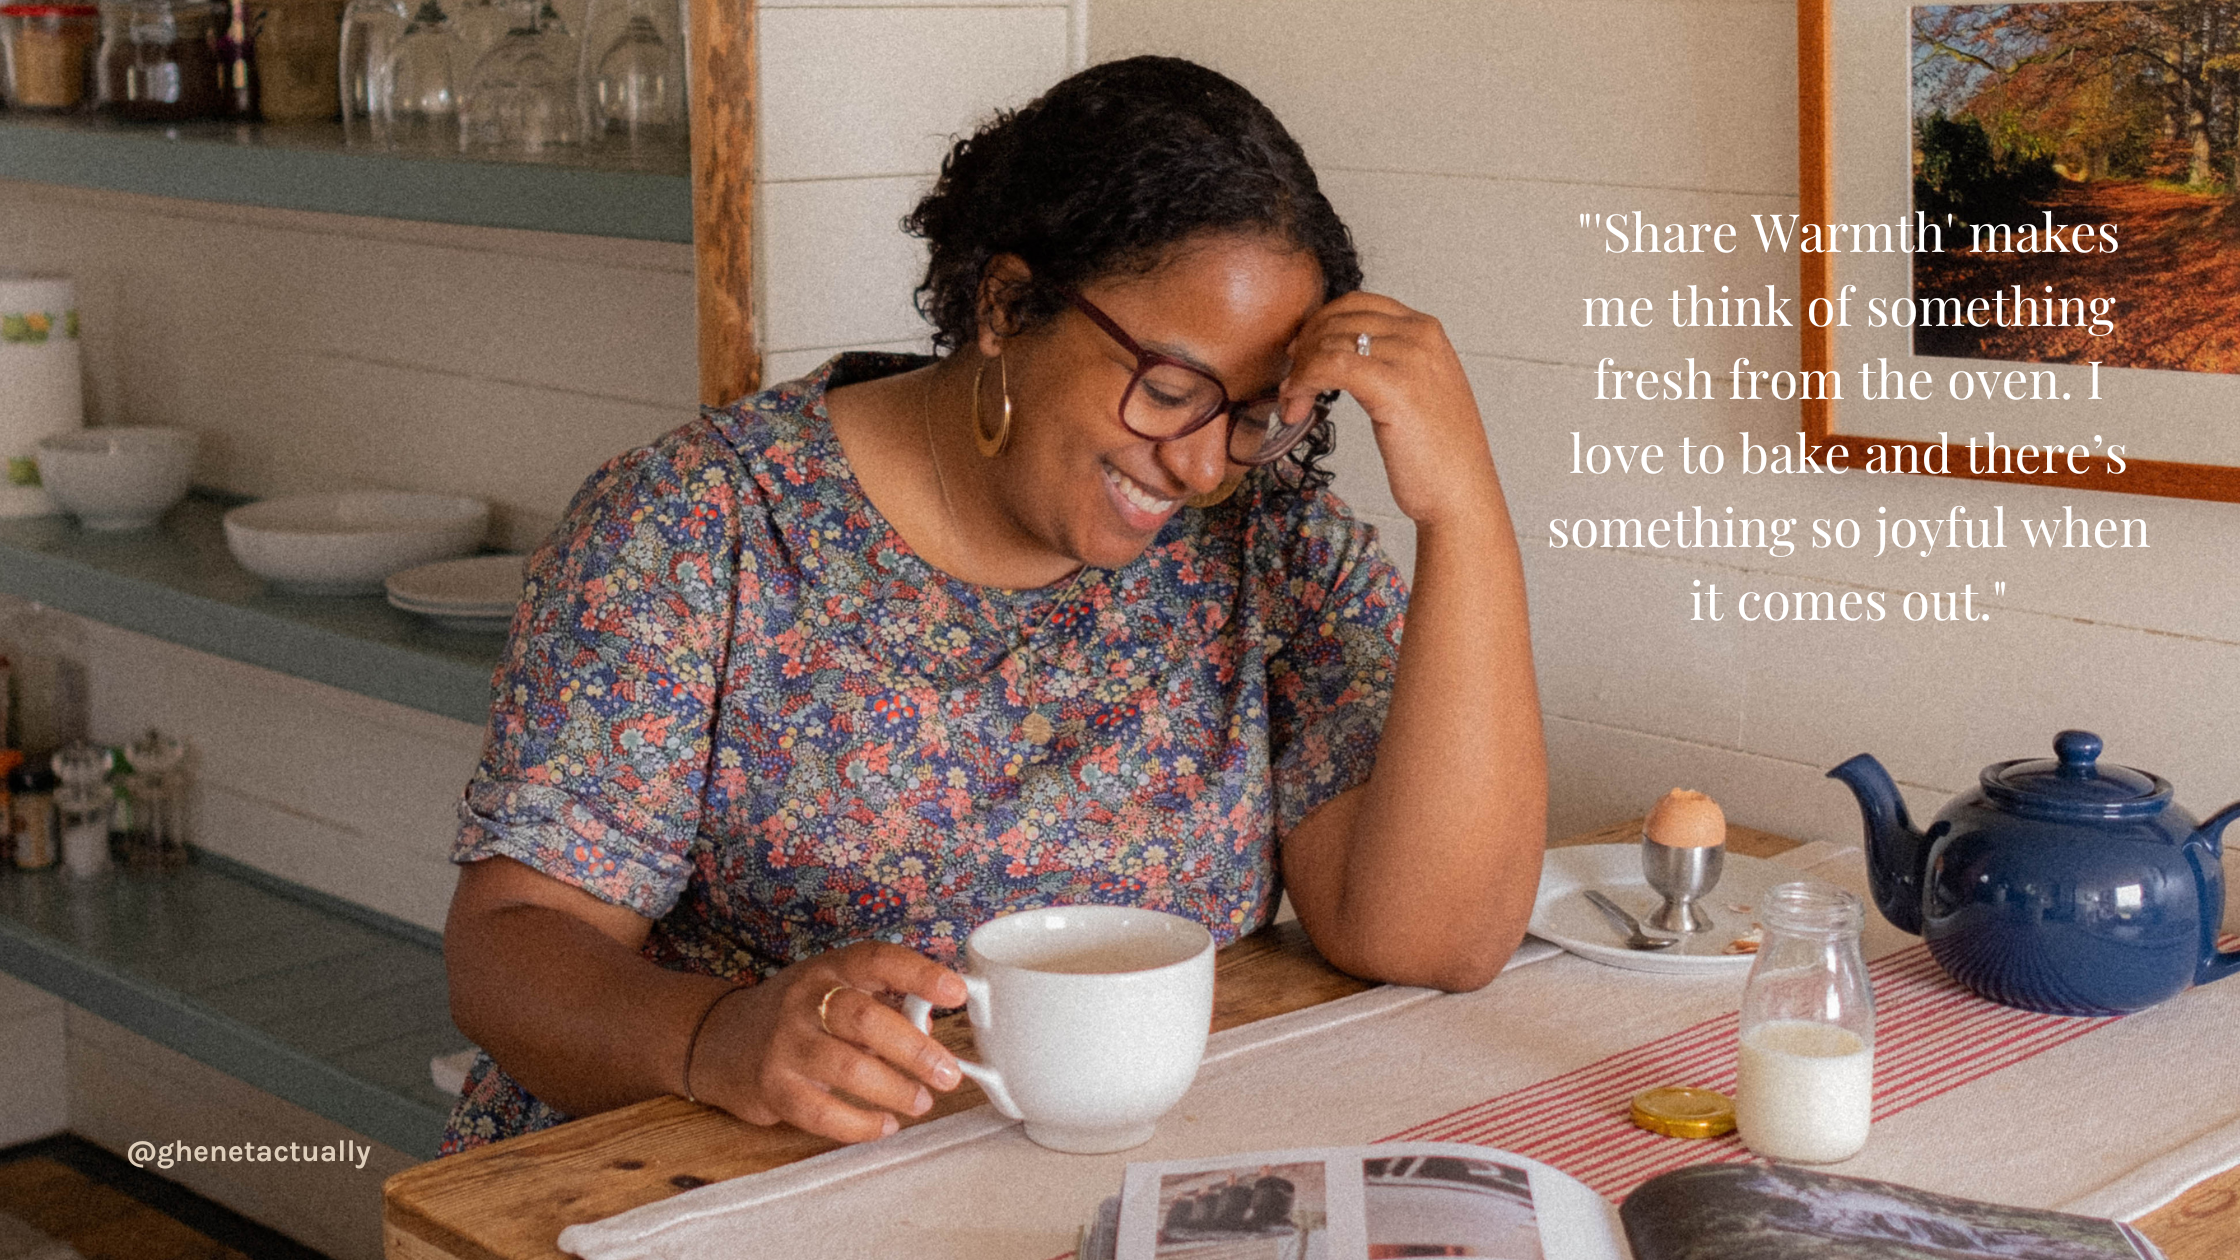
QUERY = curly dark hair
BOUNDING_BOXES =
[904,56,1361,494]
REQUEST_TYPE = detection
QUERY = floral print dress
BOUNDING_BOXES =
[440,353,1408,1152]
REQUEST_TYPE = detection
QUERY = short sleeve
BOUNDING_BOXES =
[1264,491,1409,838]
[453,424,744,919]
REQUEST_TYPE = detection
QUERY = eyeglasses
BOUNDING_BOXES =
[1064,289,1335,467]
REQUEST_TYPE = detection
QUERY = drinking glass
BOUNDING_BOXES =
[1734,881,1875,1163]
[579,0,678,146]
[381,0,454,144]
[457,0,576,151]
[338,0,405,142]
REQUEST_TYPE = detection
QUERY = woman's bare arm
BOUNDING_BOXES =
[445,856,967,1139]
[1272,294,1547,992]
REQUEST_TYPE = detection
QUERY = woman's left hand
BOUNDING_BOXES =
[1279,292,1500,529]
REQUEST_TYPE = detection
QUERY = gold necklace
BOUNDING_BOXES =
[921,373,964,558]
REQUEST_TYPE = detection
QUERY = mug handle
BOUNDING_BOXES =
[902,977,1024,1120]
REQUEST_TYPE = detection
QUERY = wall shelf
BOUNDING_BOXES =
[0,495,503,726]
[0,853,458,1159]
[0,114,692,242]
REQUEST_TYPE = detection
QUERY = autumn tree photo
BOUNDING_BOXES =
[1911,2,2240,374]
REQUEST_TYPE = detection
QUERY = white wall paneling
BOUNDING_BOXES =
[1090,0,2240,847]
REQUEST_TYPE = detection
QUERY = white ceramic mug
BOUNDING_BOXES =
[903,904,1215,1154]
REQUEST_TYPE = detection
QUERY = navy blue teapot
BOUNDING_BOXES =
[1829,731,2240,1015]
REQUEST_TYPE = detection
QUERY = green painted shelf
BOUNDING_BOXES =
[0,494,503,725]
[0,853,458,1159]
[0,113,692,242]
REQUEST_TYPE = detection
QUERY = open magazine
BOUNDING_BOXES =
[1075,1142,2164,1260]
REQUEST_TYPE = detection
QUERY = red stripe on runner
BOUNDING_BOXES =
[1374,942,2158,1200]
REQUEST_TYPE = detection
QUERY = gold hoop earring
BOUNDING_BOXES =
[972,355,1013,457]
[1185,467,1247,509]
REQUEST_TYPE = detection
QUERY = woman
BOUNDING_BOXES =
[440,56,1544,1153]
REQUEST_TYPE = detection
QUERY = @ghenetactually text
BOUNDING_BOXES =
[126,1140,373,1171]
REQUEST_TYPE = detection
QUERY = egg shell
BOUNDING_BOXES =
[1645,788,1726,848]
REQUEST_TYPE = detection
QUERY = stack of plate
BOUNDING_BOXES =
[385,554,529,631]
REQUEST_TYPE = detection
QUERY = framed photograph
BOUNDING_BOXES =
[1799,0,2240,502]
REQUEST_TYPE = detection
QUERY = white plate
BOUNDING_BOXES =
[386,593,515,632]
[385,553,527,609]
[1529,844,1792,974]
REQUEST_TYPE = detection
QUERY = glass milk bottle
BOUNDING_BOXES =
[1734,881,1875,1163]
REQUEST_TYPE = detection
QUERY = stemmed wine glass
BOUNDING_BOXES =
[583,0,680,146]
[457,0,579,151]
[339,0,452,145]
[384,0,456,143]
[444,0,529,77]
[339,0,407,143]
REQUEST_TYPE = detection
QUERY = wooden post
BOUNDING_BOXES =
[689,0,757,408]
[1797,0,1833,449]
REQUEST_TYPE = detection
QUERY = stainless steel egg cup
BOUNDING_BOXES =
[1641,836,1724,933]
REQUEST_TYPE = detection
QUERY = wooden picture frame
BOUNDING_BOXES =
[1796,0,2240,504]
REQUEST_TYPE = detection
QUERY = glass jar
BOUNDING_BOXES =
[95,0,224,120]
[1733,881,1875,1163]
[1,4,101,110]
[250,0,338,120]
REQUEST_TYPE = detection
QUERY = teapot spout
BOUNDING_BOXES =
[1827,753,1930,935]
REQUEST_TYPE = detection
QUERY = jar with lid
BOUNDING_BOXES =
[1733,881,1876,1163]
[1,4,101,109]
[95,0,223,120]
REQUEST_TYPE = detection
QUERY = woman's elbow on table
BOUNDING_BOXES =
[1283,790,1544,993]
[1313,915,1530,994]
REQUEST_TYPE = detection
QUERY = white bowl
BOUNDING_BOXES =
[36,427,198,530]
[223,491,490,595]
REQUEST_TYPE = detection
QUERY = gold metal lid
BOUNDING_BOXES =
[1630,1086,1736,1139]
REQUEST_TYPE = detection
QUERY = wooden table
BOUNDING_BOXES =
[383,822,2240,1260]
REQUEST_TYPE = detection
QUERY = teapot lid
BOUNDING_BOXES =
[1981,730,2171,820]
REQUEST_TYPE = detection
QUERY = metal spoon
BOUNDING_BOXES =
[1583,890,1681,951]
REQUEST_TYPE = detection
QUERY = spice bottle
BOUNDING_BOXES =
[1733,881,1875,1163]
[13,761,60,873]
[124,729,187,866]
[10,751,65,872]
[56,776,108,877]
[48,743,108,875]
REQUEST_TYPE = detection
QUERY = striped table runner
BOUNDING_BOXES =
[1379,941,2154,1199]
[1051,940,2167,1259]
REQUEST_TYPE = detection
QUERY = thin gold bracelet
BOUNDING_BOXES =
[682,983,752,1105]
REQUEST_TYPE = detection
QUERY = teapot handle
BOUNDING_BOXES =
[2192,800,2240,987]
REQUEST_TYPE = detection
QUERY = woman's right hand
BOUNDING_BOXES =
[687,941,970,1143]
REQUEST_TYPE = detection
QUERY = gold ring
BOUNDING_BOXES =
[816,984,852,1037]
